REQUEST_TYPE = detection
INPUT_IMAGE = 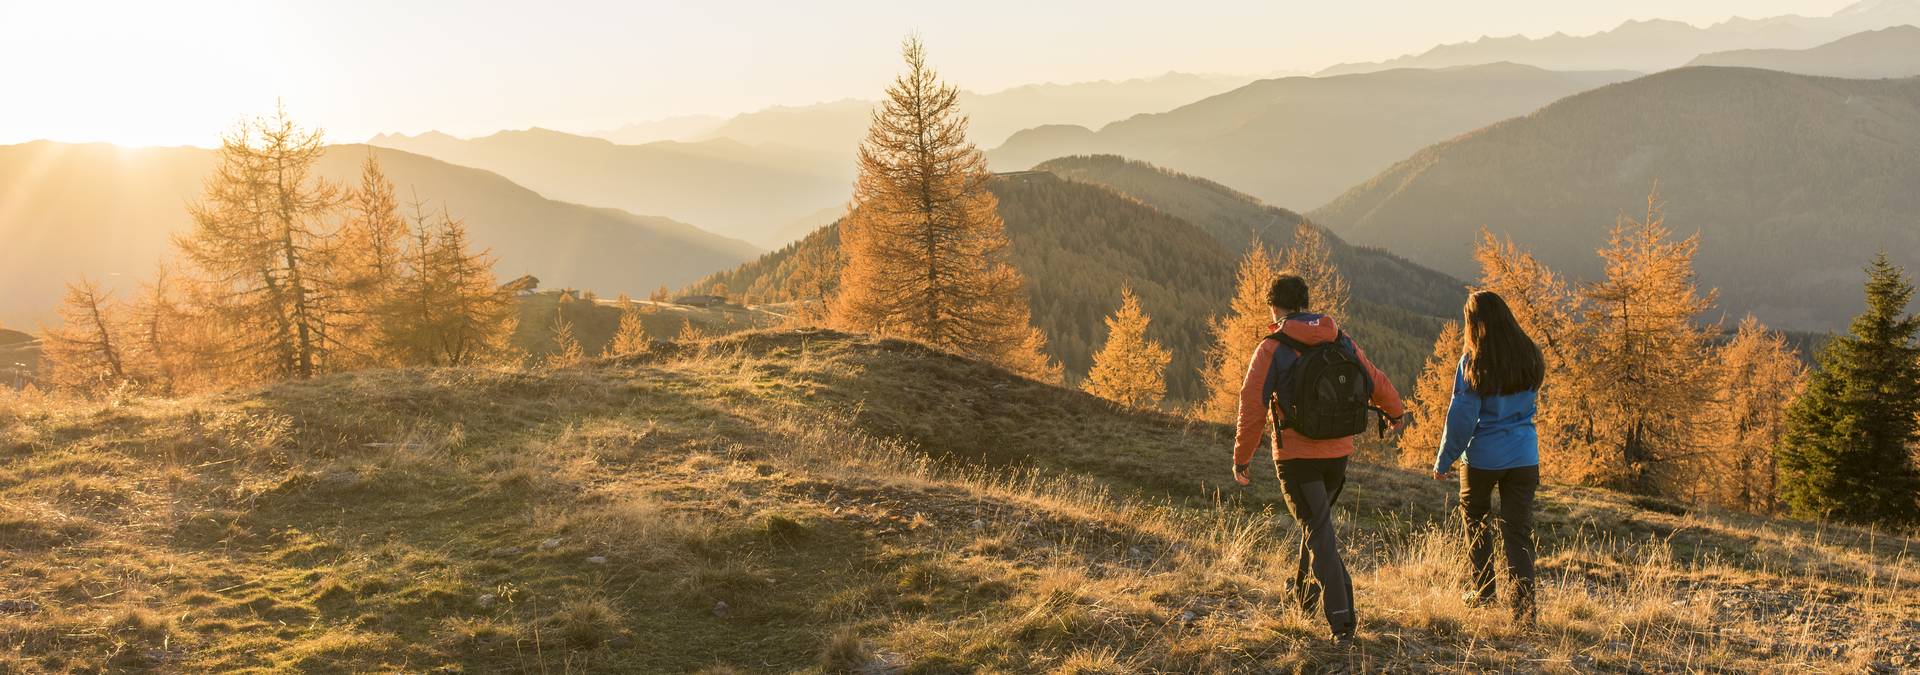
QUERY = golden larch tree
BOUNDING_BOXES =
[1283,222,1350,321]
[1083,287,1172,409]
[331,153,410,367]
[830,36,1057,381]
[1573,193,1718,494]
[544,311,584,369]
[124,265,204,395]
[43,280,131,395]
[1399,321,1463,469]
[421,209,516,366]
[176,107,341,381]
[1200,242,1280,423]
[605,305,651,357]
[1703,315,1806,513]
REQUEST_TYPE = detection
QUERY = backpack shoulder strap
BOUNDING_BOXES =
[1271,331,1312,354]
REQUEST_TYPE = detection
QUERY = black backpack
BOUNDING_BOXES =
[1263,330,1374,441]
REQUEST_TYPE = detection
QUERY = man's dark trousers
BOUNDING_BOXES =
[1277,456,1355,635]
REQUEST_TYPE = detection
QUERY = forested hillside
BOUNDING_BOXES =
[697,173,1236,399]
[1313,67,1920,330]
[1034,155,1467,319]
[696,166,1453,398]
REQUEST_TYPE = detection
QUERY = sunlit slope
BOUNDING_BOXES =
[1,329,1913,672]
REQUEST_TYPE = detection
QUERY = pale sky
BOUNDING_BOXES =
[0,0,1855,148]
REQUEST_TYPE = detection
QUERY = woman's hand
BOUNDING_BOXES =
[1434,469,1456,481]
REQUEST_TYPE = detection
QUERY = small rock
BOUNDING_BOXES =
[489,546,523,557]
[477,594,497,608]
[969,519,985,530]
[539,537,563,550]
[586,556,608,565]
[711,601,730,616]
[1178,610,1197,625]
[0,599,41,614]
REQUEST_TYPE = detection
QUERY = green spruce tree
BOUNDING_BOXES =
[1775,254,1920,525]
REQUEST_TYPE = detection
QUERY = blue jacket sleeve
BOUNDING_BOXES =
[1434,355,1481,474]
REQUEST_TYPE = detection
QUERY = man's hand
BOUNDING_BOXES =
[1233,462,1252,486]
[1388,413,1410,432]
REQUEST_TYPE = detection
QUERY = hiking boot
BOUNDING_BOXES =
[1331,630,1357,650]
[1512,601,1538,628]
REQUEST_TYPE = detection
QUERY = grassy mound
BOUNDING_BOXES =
[1,329,1914,672]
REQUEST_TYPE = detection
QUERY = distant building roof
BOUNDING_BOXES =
[673,294,728,307]
[994,170,1051,180]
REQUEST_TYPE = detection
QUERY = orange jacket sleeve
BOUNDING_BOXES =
[1233,339,1279,466]
[1356,344,1407,419]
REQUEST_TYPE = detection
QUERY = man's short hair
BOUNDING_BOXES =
[1268,274,1310,311]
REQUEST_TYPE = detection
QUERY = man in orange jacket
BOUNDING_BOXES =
[1231,274,1406,646]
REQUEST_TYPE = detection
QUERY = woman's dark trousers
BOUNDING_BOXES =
[1460,465,1539,619]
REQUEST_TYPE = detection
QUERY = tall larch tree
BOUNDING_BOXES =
[1776,254,1920,526]
[1083,287,1171,409]
[1400,321,1463,469]
[1283,222,1349,321]
[43,280,131,394]
[1200,242,1279,423]
[1705,315,1806,513]
[176,107,341,381]
[1574,195,1718,494]
[125,265,199,395]
[423,210,516,366]
[830,37,1057,381]
[332,153,410,367]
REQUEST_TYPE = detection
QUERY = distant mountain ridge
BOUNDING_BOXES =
[369,128,849,248]
[1686,25,1920,78]
[1310,67,1920,330]
[1316,0,1920,76]
[587,73,1251,151]
[0,141,759,327]
[988,64,1636,210]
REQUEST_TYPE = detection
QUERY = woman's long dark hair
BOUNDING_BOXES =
[1463,290,1545,396]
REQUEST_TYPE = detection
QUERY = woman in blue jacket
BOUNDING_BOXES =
[1433,290,1545,624]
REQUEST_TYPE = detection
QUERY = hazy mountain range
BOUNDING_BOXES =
[1311,67,1920,330]
[588,73,1251,151]
[0,141,759,328]
[1316,0,1920,76]
[369,128,848,248]
[1686,24,1920,78]
[987,63,1636,210]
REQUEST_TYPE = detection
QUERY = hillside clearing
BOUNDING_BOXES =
[1,330,1913,672]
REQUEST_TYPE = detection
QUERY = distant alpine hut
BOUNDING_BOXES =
[502,274,540,296]
[673,294,728,308]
